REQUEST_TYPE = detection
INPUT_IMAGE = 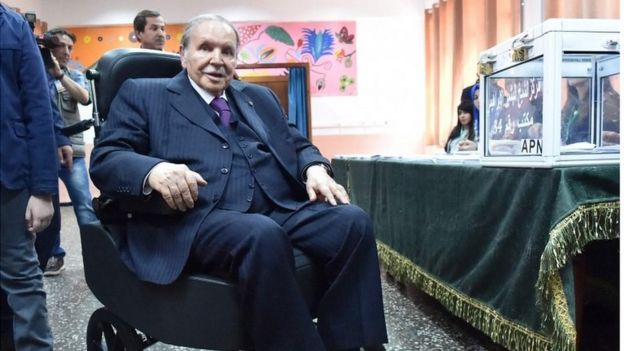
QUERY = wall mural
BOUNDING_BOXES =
[236,21,357,96]
[67,21,357,96]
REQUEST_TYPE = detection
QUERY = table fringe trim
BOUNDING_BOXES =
[536,201,620,351]
[377,242,553,351]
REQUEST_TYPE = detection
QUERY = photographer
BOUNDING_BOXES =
[42,28,97,276]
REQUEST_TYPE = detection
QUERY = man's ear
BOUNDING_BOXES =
[179,46,186,68]
[135,31,143,43]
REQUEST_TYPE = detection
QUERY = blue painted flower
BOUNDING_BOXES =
[301,28,335,63]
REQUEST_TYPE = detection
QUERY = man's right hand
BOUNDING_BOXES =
[58,145,73,169]
[147,162,207,211]
[25,194,54,234]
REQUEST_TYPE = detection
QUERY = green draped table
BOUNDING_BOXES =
[331,156,619,351]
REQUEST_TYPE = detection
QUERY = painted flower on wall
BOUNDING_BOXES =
[301,28,335,63]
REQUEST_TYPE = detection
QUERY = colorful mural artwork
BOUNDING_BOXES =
[67,21,356,96]
[236,22,357,96]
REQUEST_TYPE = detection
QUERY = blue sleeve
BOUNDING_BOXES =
[18,15,60,194]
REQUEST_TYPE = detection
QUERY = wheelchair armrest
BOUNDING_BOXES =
[93,193,178,224]
[118,193,178,215]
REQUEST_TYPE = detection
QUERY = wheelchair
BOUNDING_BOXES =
[80,48,321,350]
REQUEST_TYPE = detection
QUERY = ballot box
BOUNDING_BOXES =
[478,18,619,167]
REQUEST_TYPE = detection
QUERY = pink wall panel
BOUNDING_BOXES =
[236,21,357,96]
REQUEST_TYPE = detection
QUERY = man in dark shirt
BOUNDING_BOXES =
[133,9,166,50]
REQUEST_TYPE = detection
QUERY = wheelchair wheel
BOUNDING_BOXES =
[86,307,143,351]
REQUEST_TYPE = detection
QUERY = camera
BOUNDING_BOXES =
[23,13,96,137]
[23,12,58,69]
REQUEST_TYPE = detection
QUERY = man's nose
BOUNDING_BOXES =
[210,50,224,63]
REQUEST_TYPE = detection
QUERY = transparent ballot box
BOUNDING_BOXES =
[478,19,620,167]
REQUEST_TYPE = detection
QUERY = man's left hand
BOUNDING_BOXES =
[305,165,350,206]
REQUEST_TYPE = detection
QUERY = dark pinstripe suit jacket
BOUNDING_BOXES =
[90,71,328,284]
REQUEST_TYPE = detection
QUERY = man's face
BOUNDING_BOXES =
[50,34,74,68]
[137,16,166,50]
[180,20,237,97]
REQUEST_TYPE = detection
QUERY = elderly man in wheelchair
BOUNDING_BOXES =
[84,13,387,351]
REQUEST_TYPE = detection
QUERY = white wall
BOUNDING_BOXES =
[7,0,426,148]
[312,14,423,138]
[32,0,422,26]
[6,0,43,14]
[522,0,545,30]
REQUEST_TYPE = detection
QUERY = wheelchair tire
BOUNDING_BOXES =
[86,307,144,351]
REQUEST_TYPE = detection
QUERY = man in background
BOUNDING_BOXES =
[38,27,97,276]
[133,9,166,50]
[0,4,70,349]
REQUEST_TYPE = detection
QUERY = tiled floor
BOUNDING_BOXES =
[44,206,506,350]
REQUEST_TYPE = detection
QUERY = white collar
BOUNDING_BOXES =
[186,74,227,105]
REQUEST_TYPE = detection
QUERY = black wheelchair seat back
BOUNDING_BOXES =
[82,48,320,351]
[92,48,182,122]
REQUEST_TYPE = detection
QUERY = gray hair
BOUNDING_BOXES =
[180,14,240,49]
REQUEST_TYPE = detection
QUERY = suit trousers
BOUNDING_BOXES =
[189,201,388,351]
[0,186,53,350]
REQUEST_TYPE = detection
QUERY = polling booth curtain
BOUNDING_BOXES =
[424,0,521,148]
[423,0,619,149]
[287,67,309,138]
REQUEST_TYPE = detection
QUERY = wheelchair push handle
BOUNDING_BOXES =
[86,68,102,140]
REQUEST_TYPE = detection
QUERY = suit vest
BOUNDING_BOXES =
[215,97,302,212]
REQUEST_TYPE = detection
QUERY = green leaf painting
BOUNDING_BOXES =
[264,25,295,46]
